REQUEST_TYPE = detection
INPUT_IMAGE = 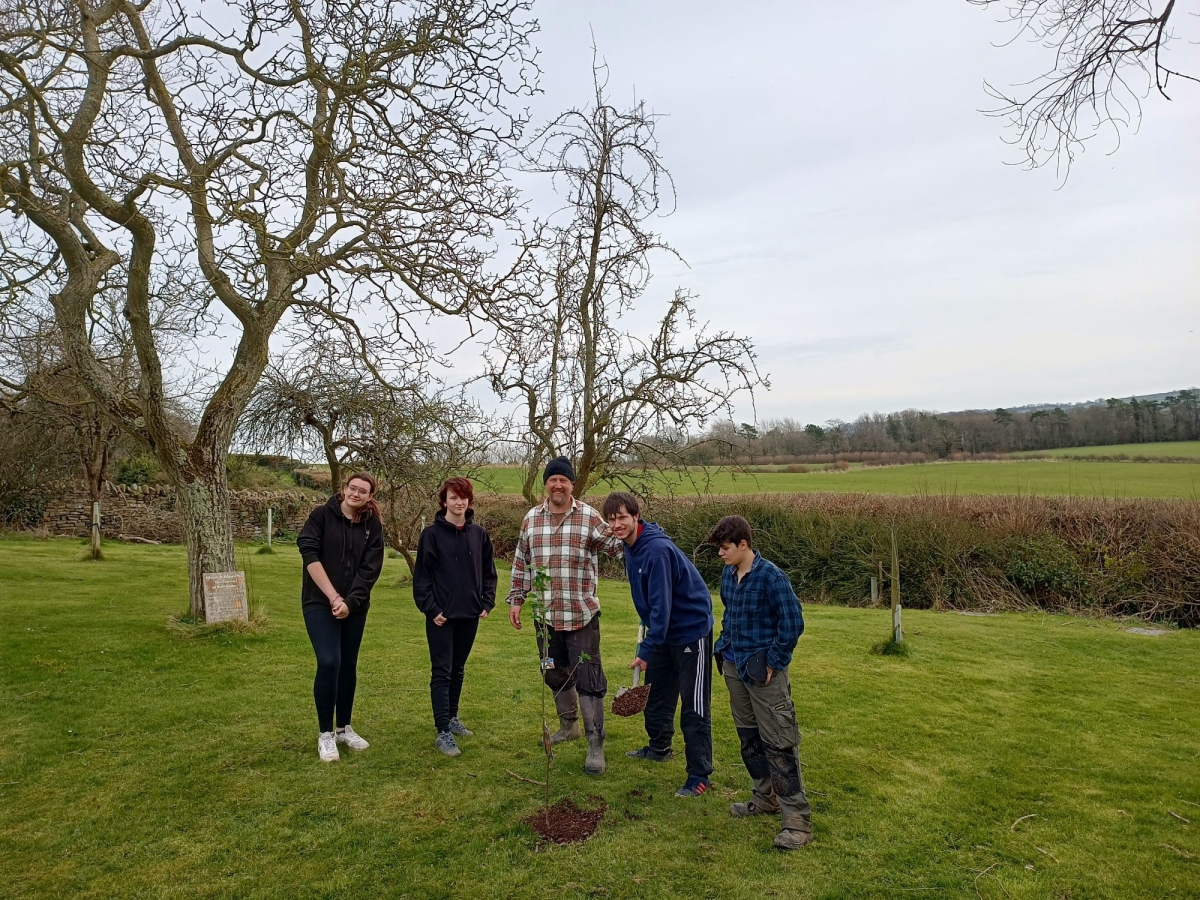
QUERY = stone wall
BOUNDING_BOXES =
[41,484,326,543]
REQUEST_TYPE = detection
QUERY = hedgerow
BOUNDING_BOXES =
[475,493,1200,626]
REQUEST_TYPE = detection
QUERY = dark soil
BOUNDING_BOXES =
[611,683,651,717]
[524,798,607,844]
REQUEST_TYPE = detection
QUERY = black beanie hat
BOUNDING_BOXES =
[543,456,576,484]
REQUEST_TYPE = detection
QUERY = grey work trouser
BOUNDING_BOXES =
[722,658,812,830]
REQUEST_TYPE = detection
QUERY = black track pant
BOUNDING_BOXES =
[642,630,714,778]
[426,615,480,732]
[303,606,369,733]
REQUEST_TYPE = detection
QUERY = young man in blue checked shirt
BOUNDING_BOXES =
[603,492,715,798]
[707,515,814,850]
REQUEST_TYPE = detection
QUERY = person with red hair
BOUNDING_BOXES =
[413,477,497,757]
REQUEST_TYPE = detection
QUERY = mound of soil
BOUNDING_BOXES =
[524,798,607,844]
[611,684,651,717]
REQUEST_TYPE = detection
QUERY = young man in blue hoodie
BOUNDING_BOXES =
[603,492,715,798]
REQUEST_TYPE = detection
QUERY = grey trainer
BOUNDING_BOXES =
[448,717,473,737]
[435,731,462,757]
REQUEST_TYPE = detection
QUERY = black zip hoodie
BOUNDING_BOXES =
[412,508,498,619]
[297,495,385,615]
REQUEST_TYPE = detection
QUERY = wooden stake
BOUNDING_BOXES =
[890,526,902,643]
[266,508,273,548]
[90,501,101,559]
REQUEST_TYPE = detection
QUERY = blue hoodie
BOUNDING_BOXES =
[623,522,715,658]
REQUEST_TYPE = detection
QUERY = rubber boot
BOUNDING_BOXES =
[549,686,582,745]
[579,694,606,776]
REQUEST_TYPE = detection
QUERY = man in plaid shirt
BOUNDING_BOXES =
[507,457,623,775]
[707,514,814,851]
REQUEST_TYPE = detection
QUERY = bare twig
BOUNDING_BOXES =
[1167,810,1191,824]
[506,770,546,787]
[973,862,1000,900]
[1034,846,1059,863]
[1010,813,1038,830]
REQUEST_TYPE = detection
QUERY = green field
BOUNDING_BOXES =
[478,460,1200,500]
[4,537,1199,898]
[1012,441,1200,460]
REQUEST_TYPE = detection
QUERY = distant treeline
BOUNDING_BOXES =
[660,390,1200,463]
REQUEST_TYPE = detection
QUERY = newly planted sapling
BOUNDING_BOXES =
[525,565,591,811]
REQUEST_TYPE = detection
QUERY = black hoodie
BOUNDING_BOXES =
[297,495,385,615]
[412,509,498,619]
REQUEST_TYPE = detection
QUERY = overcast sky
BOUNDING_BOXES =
[448,0,1197,425]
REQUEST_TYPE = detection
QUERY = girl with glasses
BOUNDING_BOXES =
[297,471,385,761]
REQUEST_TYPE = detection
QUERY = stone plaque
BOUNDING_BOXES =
[203,571,248,623]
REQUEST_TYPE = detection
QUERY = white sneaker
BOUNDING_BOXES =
[336,725,370,751]
[318,731,339,762]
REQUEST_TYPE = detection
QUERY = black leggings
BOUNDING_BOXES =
[303,606,369,733]
[426,615,480,732]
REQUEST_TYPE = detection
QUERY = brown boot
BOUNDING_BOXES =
[549,686,582,744]
[774,813,814,850]
[773,828,814,850]
[579,694,606,776]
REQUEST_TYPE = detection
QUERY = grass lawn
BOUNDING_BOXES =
[477,461,1200,500]
[3,536,1199,899]
[1012,441,1200,460]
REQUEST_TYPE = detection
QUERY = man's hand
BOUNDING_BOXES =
[479,609,489,619]
[433,613,447,626]
[765,667,774,685]
[509,603,522,630]
[331,599,349,619]
[631,656,647,672]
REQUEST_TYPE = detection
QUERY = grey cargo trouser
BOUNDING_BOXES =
[722,658,813,830]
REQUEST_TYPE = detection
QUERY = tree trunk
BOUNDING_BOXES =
[176,471,236,620]
[522,463,540,505]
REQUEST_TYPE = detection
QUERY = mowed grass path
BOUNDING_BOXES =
[477,460,1200,499]
[3,537,1199,899]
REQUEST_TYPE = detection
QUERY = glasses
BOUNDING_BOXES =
[344,486,371,497]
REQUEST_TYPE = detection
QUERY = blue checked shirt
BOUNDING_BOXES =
[713,552,804,681]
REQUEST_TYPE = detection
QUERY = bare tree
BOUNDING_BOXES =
[0,295,167,555]
[0,0,536,616]
[365,391,494,573]
[972,1,1199,170]
[485,64,766,502]
[240,340,495,571]
[239,348,410,493]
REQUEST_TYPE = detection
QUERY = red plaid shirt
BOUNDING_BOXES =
[507,499,623,631]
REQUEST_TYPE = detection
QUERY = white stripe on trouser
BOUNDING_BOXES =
[692,636,706,718]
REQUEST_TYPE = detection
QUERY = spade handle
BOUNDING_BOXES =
[632,623,646,687]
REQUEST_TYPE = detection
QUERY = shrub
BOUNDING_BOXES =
[1003,534,1086,597]
[116,455,159,486]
